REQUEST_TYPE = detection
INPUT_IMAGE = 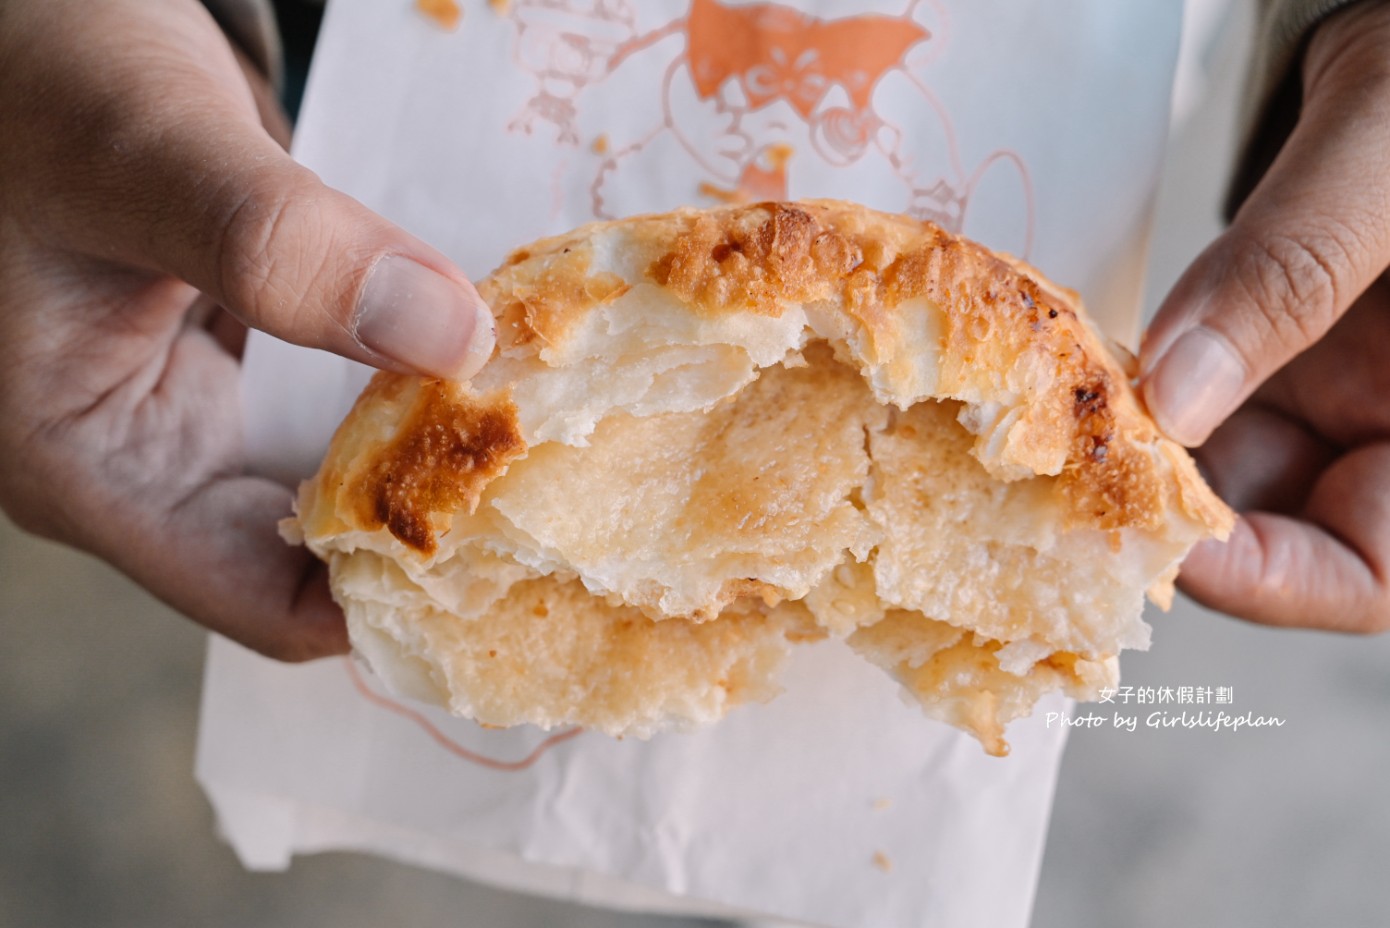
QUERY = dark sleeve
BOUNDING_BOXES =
[200,0,283,87]
[1226,0,1367,216]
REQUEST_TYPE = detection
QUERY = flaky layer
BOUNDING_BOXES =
[293,201,1233,754]
[332,554,815,738]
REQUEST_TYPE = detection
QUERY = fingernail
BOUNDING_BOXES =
[1142,326,1246,447]
[354,256,495,380]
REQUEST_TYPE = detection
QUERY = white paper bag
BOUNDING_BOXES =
[200,2,1183,925]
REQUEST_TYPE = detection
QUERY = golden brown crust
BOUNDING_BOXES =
[352,380,524,556]
[301,374,526,558]
[480,200,1232,541]
[492,240,630,350]
[297,200,1235,752]
[648,203,861,312]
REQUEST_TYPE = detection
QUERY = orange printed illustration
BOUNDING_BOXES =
[500,0,1033,255]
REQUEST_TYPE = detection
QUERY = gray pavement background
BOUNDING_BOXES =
[4,2,1389,925]
[1038,3,1390,925]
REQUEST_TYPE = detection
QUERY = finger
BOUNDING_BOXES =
[1254,277,1390,448]
[206,309,250,359]
[184,291,249,359]
[0,275,347,660]
[13,0,493,381]
[123,473,349,661]
[1193,402,1337,513]
[1179,444,1390,632]
[1139,4,1390,446]
[61,326,350,660]
[1179,517,1379,632]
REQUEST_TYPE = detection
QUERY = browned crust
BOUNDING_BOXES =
[649,203,862,312]
[335,376,526,556]
[295,201,1237,749]
[478,200,1232,539]
[490,243,630,350]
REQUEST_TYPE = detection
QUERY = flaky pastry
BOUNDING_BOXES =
[289,201,1233,755]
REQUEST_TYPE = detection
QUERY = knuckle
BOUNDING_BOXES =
[1226,227,1353,351]
[212,168,326,335]
[213,171,292,309]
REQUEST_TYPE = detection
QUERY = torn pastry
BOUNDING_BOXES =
[289,200,1233,755]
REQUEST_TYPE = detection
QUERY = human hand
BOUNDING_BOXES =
[1140,2,1390,633]
[0,0,495,659]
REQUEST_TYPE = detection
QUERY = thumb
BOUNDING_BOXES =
[1139,5,1390,446]
[193,154,498,381]
[33,0,495,380]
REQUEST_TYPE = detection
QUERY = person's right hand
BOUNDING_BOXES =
[0,0,495,660]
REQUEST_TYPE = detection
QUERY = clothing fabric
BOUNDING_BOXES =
[1229,0,1363,212]
[201,0,282,86]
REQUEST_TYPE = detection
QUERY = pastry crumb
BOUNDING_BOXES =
[489,0,512,13]
[591,134,609,155]
[697,181,747,204]
[416,0,462,30]
[871,797,892,811]
[872,850,892,873]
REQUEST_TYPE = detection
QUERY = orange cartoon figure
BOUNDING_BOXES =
[498,0,1034,256]
[505,0,639,145]
[682,0,927,121]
